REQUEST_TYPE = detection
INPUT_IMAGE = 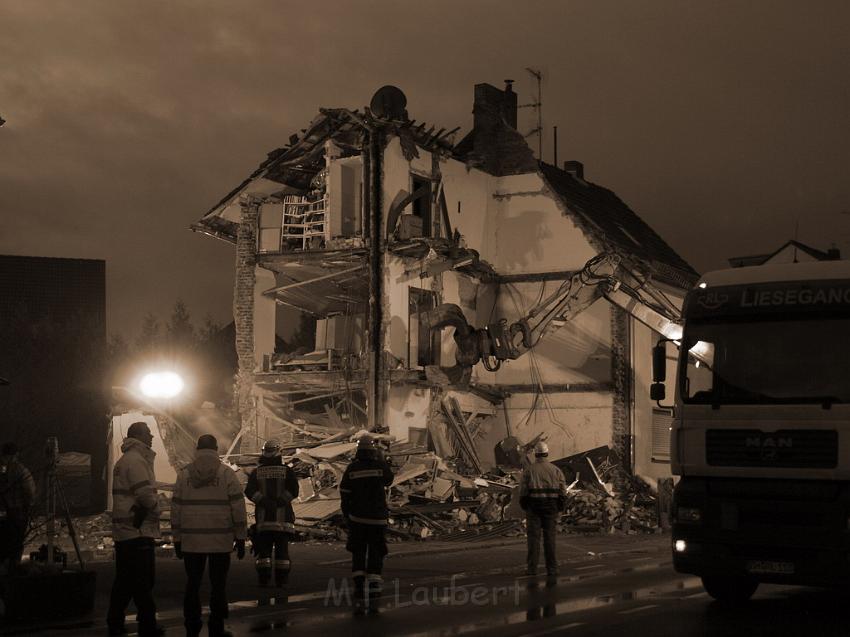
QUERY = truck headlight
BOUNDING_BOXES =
[675,539,687,553]
[676,507,702,524]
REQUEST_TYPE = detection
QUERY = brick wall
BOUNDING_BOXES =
[610,307,632,482]
[234,198,260,451]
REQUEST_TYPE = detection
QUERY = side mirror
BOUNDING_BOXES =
[652,343,667,383]
[650,382,666,401]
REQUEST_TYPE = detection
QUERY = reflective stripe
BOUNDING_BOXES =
[130,480,152,492]
[366,574,383,582]
[348,514,388,526]
[349,469,385,480]
[171,498,230,505]
[351,570,366,577]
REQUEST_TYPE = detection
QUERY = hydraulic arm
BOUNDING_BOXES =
[426,252,684,386]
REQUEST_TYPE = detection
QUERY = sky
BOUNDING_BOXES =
[1,0,848,339]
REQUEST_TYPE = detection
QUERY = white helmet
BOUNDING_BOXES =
[534,441,549,456]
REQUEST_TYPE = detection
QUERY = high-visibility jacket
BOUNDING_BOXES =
[245,457,299,534]
[171,449,248,553]
[339,457,394,525]
[111,438,160,542]
[520,458,568,514]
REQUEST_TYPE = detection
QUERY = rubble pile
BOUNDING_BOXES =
[277,434,664,542]
[23,440,663,559]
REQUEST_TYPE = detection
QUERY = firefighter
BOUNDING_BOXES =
[107,421,164,637]
[172,434,247,637]
[245,439,299,589]
[0,442,36,574]
[519,441,568,578]
[339,435,394,616]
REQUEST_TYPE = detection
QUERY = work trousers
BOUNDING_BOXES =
[183,552,230,637]
[107,537,157,635]
[526,509,558,575]
[253,530,290,585]
[347,521,388,609]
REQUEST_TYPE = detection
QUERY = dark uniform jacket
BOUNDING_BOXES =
[339,457,394,525]
[245,457,299,534]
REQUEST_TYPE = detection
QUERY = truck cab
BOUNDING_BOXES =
[663,260,850,601]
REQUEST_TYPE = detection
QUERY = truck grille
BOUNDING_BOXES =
[706,429,837,468]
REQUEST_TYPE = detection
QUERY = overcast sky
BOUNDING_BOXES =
[1,1,848,338]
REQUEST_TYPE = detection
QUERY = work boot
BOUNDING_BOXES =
[366,575,383,616]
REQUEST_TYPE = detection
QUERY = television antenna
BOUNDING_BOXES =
[518,68,543,159]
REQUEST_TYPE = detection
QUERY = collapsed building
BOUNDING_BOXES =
[191,80,698,488]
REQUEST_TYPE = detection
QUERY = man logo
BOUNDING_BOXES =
[745,435,792,462]
[696,291,729,311]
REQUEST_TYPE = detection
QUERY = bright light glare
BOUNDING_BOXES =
[698,282,707,289]
[139,372,184,399]
[675,540,687,553]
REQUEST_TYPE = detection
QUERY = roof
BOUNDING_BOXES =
[192,107,457,242]
[728,240,839,268]
[701,259,850,287]
[538,162,698,289]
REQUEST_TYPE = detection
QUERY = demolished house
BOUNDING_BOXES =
[191,81,698,537]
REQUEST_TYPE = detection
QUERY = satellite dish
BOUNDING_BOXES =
[370,85,408,120]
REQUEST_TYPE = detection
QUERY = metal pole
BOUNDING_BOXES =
[45,436,58,567]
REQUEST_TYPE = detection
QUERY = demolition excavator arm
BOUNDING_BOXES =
[426,252,685,386]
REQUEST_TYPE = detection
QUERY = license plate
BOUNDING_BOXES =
[746,560,794,575]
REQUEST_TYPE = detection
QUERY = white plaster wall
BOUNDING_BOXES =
[254,266,277,369]
[488,173,597,274]
[474,392,614,468]
[440,159,493,253]
[385,385,431,443]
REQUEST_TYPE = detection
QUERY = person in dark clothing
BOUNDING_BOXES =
[339,435,394,615]
[245,439,299,589]
[0,442,36,574]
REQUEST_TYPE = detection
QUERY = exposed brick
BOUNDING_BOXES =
[233,198,260,452]
[610,306,632,484]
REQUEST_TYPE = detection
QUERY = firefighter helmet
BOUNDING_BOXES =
[355,434,379,459]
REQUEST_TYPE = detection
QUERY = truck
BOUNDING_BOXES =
[659,259,850,602]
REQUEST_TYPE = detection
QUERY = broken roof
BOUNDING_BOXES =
[539,162,698,288]
[192,106,457,242]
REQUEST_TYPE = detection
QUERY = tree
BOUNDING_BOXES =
[166,300,195,352]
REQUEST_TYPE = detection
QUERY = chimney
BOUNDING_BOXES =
[563,160,584,180]
[473,82,517,132]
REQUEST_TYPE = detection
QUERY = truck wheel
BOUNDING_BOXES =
[701,576,758,603]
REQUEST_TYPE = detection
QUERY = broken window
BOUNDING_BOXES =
[258,203,283,253]
[409,287,439,367]
[400,174,432,239]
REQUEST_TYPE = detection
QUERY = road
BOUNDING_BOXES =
[8,533,850,636]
